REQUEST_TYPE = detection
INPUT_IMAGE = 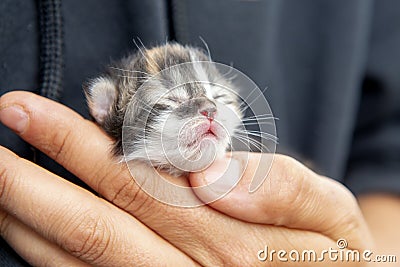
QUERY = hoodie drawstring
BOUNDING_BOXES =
[37,0,64,101]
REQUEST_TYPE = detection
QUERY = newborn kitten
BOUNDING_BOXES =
[85,43,242,175]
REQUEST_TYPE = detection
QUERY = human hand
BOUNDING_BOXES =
[0,92,197,266]
[0,91,374,266]
[189,154,378,266]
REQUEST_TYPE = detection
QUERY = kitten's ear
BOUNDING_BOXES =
[84,77,117,124]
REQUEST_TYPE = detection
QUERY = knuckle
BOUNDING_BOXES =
[49,127,73,163]
[0,166,9,201]
[110,176,137,208]
[109,170,162,220]
[0,212,11,238]
[121,180,159,219]
[94,163,126,194]
[0,162,18,204]
[58,210,113,264]
[95,160,164,221]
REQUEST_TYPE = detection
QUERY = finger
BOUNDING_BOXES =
[0,146,197,266]
[0,91,118,192]
[0,210,90,267]
[189,153,374,251]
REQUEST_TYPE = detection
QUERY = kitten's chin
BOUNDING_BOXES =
[123,138,228,176]
[186,138,227,170]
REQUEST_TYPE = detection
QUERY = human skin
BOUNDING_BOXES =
[0,91,396,266]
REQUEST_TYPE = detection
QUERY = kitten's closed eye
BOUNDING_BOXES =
[152,103,172,112]
[166,96,185,104]
[213,94,228,100]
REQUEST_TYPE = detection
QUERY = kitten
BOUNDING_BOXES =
[85,43,242,176]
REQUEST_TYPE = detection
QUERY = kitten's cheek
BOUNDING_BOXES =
[210,122,229,141]
[209,123,219,135]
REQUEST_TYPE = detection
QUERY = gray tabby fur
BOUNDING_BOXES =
[85,43,242,175]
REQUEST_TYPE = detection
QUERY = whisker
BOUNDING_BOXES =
[140,105,158,115]
[241,117,277,122]
[239,85,259,107]
[235,129,278,140]
[116,75,172,85]
[248,138,272,153]
[123,125,143,129]
[241,119,276,124]
[235,132,279,144]
[134,107,157,117]
[233,135,272,152]
[230,136,252,151]
[116,75,151,81]
[214,66,236,85]
[132,38,160,72]
[239,137,265,152]
[226,73,238,81]
[109,66,150,76]
[232,135,270,152]
[123,125,156,131]
[242,114,278,120]
[236,129,278,137]
[221,65,234,77]
[199,36,212,61]
[238,85,270,114]
[164,38,168,67]
[241,121,275,126]
[131,97,160,114]
[243,96,262,111]
[221,73,238,84]
[137,37,163,71]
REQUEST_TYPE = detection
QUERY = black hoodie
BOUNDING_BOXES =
[1,0,400,265]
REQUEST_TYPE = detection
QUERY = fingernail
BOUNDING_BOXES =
[0,105,29,133]
[202,158,242,194]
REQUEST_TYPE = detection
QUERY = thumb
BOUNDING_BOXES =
[189,152,374,251]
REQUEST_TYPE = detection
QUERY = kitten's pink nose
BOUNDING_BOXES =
[200,107,216,121]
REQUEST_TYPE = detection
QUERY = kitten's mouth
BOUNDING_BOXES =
[185,129,217,148]
[201,129,217,138]
[183,122,219,148]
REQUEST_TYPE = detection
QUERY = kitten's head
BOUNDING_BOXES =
[85,43,242,175]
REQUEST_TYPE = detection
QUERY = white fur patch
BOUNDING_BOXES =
[189,51,214,99]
